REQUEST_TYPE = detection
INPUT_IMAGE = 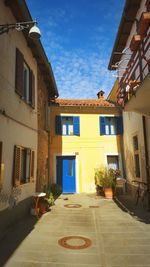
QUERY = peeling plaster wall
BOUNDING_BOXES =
[37,68,49,191]
[0,1,37,211]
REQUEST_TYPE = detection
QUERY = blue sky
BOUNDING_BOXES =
[26,0,125,99]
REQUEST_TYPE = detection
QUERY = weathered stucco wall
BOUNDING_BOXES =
[37,68,49,191]
[0,1,37,211]
[123,111,147,187]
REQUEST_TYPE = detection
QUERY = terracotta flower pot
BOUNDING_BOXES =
[130,35,141,51]
[104,188,113,199]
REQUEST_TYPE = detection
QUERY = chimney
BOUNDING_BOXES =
[97,90,105,100]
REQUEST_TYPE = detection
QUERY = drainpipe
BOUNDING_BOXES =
[142,115,150,211]
[47,105,51,187]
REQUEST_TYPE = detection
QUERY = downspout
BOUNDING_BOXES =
[47,104,51,187]
[142,115,150,210]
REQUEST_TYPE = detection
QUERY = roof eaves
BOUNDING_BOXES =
[108,0,141,70]
[49,101,118,108]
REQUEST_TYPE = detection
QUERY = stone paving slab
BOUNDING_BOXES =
[7,251,103,265]
[6,262,102,267]
[106,254,150,266]
[0,193,150,267]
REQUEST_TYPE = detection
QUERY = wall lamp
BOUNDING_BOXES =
[0,20,41,39]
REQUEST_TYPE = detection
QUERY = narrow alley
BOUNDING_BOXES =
[0,194,150,267]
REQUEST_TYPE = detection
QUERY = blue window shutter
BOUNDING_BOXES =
[55,116,62,135]
[116,116,123,135]
[73,116,80,135]
[100,117,106,135]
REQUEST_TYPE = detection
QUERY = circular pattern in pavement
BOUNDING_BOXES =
[64,204,82,208]
[58,236,92,250]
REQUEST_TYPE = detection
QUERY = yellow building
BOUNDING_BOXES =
[49,92,123,193]
[107,80,119,103]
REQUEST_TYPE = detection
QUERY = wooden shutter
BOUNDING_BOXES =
[0,142,2,188]
[29,71,35,109]
[30,150,35,182]
[13,146,21,186]
[73,116,80,135]
[116,116,123,135]
[15,48,24,97]
[55,116,62,135]
[100,117,106,135]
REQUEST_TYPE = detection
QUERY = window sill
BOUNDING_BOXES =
[15,92,35,109]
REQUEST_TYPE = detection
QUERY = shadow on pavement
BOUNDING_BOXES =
[114,194,150,224]
[0,215,37,267]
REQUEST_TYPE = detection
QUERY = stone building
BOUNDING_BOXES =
[37,65,58,191]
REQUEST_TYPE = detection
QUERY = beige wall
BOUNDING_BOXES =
[0,1,37,128]
[123,111,147,185]
[0,1,37,210]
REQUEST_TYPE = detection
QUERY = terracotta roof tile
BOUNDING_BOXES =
[50,99,117,107]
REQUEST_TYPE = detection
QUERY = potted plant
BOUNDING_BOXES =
[94,167,116,199]
[94,167,105,196]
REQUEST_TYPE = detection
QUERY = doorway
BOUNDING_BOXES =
[56,156,76,193]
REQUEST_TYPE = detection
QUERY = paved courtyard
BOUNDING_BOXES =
[0,193,150,267]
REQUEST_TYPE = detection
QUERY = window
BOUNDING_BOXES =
[13,145,35,186]
[105,117,116,135]
[100,116,123,135]
[133,135,138,150]
[23,62,30,103]
[107,155,119,170]
[62,117,74,135]
[133,135,140,177]
[15,48,35,108]
[20,148,27,183]
[68,160,73,176]
[55,116,80,136]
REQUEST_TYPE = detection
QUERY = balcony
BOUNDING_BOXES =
[117,30,150,109]
[124,73,150,116]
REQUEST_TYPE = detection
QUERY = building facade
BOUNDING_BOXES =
[0,0,58,236]
[49,93,123,194]
[108,0,150,199]
[37,65,58,191]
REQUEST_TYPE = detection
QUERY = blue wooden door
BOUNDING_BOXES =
[56,156,76,193]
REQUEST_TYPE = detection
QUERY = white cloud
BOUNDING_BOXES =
[50,49,115,99]
[37,6,117,99]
